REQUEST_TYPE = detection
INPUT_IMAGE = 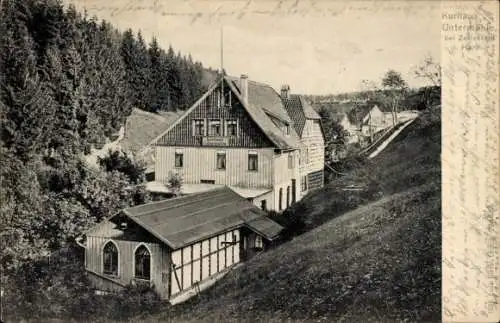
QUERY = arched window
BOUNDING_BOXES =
[135,245,151,280]
[103,241,118,276]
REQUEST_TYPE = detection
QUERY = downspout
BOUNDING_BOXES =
[75,235,86,249]
[75,235,87,269]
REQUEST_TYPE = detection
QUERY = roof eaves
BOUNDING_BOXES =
[244,221,283,241]
[150,77,223,146]
[224,78,287,149]
[121,209,176,249]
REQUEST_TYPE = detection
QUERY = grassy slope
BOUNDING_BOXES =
[110,108,441,323]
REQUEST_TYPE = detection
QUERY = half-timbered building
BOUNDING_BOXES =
[149,75,325,211]
[80,187,283,301]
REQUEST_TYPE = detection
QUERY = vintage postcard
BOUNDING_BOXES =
[0,0,498,322]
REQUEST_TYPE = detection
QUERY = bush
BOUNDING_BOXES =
[166,171,183,196]
[268,202,309,241]
[98,149,147,184]
[3,246,169,322]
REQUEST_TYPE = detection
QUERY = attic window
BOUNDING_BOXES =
[226,120,238,136]
[209,119,222,136]
[193,119,205,136]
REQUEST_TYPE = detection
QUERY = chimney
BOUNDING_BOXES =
[280,84,290,100]
[240,74,248,105]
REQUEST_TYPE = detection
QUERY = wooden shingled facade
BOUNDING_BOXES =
[155,79,275,148]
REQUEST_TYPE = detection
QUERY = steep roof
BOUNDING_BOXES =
[120,109,183,172]
[282,94,321,136]
[115,187,283,249]
[152,76,302,150]
[347,101,388,125]
[121,109,182,154]
[223,77,302,150]
[226,77,293,124]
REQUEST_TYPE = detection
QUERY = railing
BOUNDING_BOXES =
[358,121,406,157]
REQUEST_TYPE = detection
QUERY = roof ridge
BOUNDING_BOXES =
[124,186,231,215]
[144,199,253,228]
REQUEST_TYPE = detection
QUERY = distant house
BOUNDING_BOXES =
[148,74,325,211]
[80,187,283,301]
[83,108,182,183]
[347,102,393,139]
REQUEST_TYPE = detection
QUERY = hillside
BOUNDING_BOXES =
[137,108,441,322]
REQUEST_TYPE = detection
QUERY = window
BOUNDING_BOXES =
[103,241,118,276]
[226,120,237,136]
[175,152,183,168]
[255,235,263,249]
[260,199,267,211]
[301,175,308,192]
[285,125,290,135]
[279,188,283,211]
[286,186,290,207]
[248,151,258,171]
[224,88,232,107]
[216,152,226,170]
[209,119,221,136]
[135,245,151,280]
[288,153,294,169]
[305,148,309,164]
[193,119,205,136]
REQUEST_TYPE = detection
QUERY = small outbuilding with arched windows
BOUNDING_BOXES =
[78,186,283,301]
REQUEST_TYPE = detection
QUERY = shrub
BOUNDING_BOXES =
[98,149,147,184]
[269,202,308,241]
[166,171,183,196]
[3,245,169,322]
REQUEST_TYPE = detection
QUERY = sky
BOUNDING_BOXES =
[65,0,441,95]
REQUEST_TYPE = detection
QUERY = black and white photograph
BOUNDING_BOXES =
[0,0,497,322]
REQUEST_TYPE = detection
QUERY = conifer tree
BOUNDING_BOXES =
[148,37,170,112]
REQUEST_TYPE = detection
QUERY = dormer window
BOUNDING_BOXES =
[285,125,290,135]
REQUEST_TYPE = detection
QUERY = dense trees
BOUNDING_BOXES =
[0,0,211,283]
[120,31,208,112]
[317,106,349,163]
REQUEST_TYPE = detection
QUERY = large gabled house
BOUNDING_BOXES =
[148,74,325,211]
